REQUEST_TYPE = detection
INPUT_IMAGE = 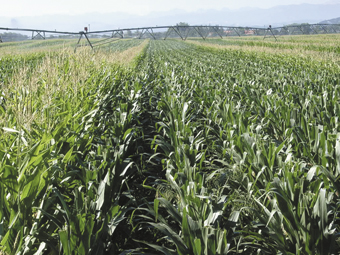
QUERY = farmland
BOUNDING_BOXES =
[0,35,340,254]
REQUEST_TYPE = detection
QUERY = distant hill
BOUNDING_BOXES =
[1,3,340,32]
[319,17,340,24]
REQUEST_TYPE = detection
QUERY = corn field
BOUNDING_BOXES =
[0,36,340,254]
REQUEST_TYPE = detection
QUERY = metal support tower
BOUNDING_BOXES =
[194,27,209,40]
[112,30,124,38]
[32,31,45,39]
[263,27,277,41]
[212,26,223,39]
[164,27,184,40]
[146,28,156,39]
[233,28,241,37]
[75,32,93,51]
[136,28,157,39]
[173,26,185,40]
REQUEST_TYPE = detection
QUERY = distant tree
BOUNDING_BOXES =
[165,22,190,38]
[301,23,312,34]
[0,32,29,42]
[176,22,190,35]
[176,22,189,27]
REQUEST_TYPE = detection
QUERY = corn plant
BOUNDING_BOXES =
[1,35,340,254]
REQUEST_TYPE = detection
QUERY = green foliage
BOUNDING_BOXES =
[1,35,340,254]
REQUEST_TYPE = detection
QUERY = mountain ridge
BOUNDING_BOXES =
[320,17,340,24]
[0,3,339,33]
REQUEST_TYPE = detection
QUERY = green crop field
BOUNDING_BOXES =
[0,35,340,254]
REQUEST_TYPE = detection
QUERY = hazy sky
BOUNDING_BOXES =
[1,0,338,17]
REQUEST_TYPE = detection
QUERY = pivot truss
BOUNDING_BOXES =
[32,31,46,40]
[0,24,339,48]
[76,24,340,49]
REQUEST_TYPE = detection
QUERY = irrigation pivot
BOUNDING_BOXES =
[1,23,339,50]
